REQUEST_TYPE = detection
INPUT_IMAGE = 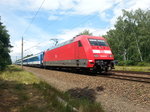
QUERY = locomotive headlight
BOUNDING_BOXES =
[88,60,93,62]
[88,60,94,64]
[94,54,99,57]
[109,55,113,57]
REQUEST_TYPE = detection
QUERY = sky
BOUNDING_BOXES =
[0,0,150,62]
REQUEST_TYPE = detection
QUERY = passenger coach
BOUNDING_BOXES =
[16,52,44,67]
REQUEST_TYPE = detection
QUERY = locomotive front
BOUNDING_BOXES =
[87,37,114,72]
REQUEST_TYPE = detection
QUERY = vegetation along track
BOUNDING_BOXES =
[23,66,150,112]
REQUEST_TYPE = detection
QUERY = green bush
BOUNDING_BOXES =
[117,60,136,66]
[137,62,150,66]
[117,61,125,66]
[126,60,136,66]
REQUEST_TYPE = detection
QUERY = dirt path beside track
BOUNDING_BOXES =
[24,66,150,112]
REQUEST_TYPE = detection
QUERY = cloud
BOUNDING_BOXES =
[11,26,109,62]
[10,38,52,62]
[1,0,149,14]
[1,0,150,62]
[109,0,150,26]
[48,15,60,21]
[53,27,109,43]
[1,0,149,24]
[0,9,53,62]
[128,0,150,10]
[72,0,118,15]
[10,40,39,62]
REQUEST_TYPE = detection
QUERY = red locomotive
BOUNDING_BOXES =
[43,35,114,73]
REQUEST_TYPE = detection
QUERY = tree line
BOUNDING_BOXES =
[0,17,12,70]
[104,9,150,65]
[0,9,149,69]
[80,9,150,66]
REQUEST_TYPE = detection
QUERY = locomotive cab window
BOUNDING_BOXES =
[78,41,82,47]
[88,39,108,46]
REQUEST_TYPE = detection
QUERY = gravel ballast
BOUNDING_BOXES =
[24,66,150,112]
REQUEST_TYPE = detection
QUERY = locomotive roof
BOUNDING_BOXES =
[47,35,105,51]
[74,35,106,41]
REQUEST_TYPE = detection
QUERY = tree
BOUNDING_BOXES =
[104,9,150,64]
[78,30,93,36]
[0,17,12,70]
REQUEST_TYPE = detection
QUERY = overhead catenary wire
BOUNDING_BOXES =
[22,14,104,53]
[24,43,41,51]
[22,0,46,37]
[23,39,57,52]
[25,15,96,49]
[19,0,46,66]
[21,4,103,53]
[24,41,45,52]
[14,2,99,62]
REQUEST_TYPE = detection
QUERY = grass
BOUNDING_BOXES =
[115,66,150,72]
[0,65,104,112]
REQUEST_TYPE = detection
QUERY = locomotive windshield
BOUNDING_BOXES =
[88,39,108,46]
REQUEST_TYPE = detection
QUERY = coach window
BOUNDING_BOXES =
[78,41,82,47]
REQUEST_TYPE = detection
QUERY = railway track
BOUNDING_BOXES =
[24,66,150,84]
[112,70,150,75]
[44,67,150,84]
[99,71,150,84]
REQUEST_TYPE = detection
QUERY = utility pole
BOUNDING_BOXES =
[0,16,2,25]
[21,37,23,69]
[15,56,17,64]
